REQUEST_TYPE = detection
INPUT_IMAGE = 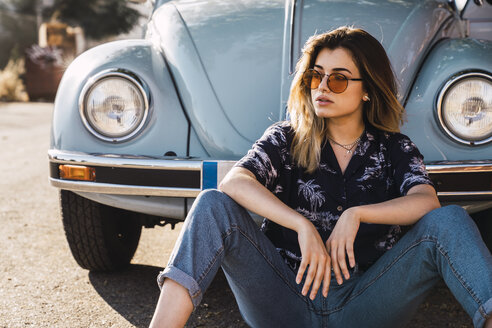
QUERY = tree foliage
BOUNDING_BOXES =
[43,0,142,40]
[0,0,38,14]
[0,2,37,68]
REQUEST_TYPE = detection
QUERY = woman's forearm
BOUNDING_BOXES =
[218,168,310,233]
[352,184,441,226]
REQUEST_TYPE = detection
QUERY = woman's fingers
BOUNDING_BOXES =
[329,243,343,285]
[346,241,356,268]
[309,255,327,300]
[328,238,357,285]
[337,243,350,280]
[301,257,317,296]
[296,223,333,299]
[326,207,360,284]
[296,259,308,285]
[322,256,331,297]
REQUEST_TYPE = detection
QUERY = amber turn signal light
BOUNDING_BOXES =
[59,165,96,181]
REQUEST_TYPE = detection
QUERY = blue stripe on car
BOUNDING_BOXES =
[202,161,217,189]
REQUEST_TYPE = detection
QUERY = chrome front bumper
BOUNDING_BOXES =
[48,149,235,197]
[426,161,492,200]
[49,149,492,200]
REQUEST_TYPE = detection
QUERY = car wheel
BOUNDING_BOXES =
[60,190,142,271]
[471,208,492,253]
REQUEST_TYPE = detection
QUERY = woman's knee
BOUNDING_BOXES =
[193,189,237,211]
[417,205,471,233]
[195,188,228,206]
[189,189,244,223]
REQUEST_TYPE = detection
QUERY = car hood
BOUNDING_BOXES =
[174,0,286,143]
[152,0,453,158]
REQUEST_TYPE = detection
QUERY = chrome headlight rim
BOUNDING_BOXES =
[78,69,151,143]
[436,71,492,146]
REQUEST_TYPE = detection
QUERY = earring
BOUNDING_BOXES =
[363,95,370,101]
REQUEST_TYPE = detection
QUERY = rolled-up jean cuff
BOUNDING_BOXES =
[156,265,203,309]
[473,298,492,328]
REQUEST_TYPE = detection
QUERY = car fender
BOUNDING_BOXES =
[149,2,284,159]
[402,38,492,162]
[51,39,190,158]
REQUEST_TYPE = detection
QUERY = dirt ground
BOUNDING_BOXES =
[0,102,474,327]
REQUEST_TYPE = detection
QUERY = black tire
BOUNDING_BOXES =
[471,208,492,252]
[60,190,142,271]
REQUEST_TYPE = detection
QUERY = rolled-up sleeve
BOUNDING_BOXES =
[234,122,288,192]
[390,134,435,196]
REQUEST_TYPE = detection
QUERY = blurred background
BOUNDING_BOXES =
[0,0,151,102]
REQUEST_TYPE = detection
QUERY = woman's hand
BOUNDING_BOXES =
[295,221,332,299]
[326,207,361,285]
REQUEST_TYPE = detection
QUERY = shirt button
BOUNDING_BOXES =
[337,205,343,212]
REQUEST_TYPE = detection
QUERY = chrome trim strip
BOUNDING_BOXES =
[289,0,296,73]
[50,178,201,197]
[78,69,151,143]
[52,152,492,174]
[48,149,202,171]
[460,201,492,215]
[426,162,492,173]
[436,71,492,146]
[437,191,492,196]
[50,181,492,199]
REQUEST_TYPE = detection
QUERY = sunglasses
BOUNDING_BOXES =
[302,69,363,93]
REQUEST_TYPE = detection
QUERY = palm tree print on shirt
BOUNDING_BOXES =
[295,207,339,231]
[400,156,430,194]
[297,179,325,210]
[375,225,402,250]
[399,137,417,153]
[357,150,387,191]
[319,163,337,174]
[274,184,284,194]
[276,248,303,271]
[353,131,374,156]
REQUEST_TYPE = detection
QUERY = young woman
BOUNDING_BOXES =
[150,27,492,328]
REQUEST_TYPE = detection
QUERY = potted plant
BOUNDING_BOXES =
[24,44,64,101]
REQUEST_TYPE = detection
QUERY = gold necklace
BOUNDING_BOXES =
[327,133,363,154]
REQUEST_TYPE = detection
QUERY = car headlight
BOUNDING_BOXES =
[79,70,150,142]
[437,72,492,145]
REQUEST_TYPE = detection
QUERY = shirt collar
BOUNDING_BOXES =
[323,125,379,178]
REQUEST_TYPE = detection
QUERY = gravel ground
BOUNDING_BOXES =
[0,102,474,327]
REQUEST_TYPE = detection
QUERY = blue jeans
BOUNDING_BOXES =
[157,189,492,328]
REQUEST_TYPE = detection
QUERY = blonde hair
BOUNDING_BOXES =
[287,26,406,173]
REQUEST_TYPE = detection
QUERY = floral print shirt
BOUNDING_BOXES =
[235,121,434,271]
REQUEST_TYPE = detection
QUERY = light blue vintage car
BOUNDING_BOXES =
[49,0,492,271]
